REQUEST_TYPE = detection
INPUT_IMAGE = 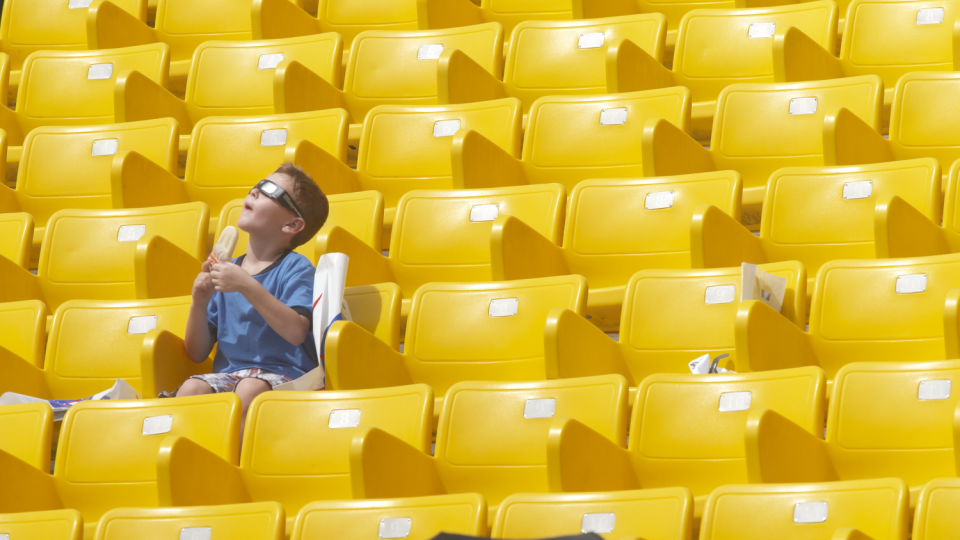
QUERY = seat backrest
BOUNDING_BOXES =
[0,402,52,470]
[827,360,960,486]
[944,159,960,250]
[561,171,740,289]
[15,119,179,228]
[700,479,909,540]
[343,23,503,119]
[435,375,629,507]
[185,34,343,120]
[16,44,170,134]
[0,299,46,367]
[37,203,208,309]
[316,0,419,51]
[888,72,960,165]
[914,477,960,540]
[809,254,960,378]
[492,488,693,540]
[185,110,349,218]
[0,0,145,67]
[404,276,586,395]
[218,190,384,261]
[710,76,883,193]
[388,184,565,296]
[291,494,486,540]
[629,368,826,496]
[672,1,838,103]
[521,88,691,190]
[241,385,433,511]
[55,394,241,521]
[154,0,252,63]
[761,159,942,274]
[0,212,33,268]
[43,297,194,398]
[477,0,573,37]
[503,15,667,110]
[343,283,403,349]
[840,0,959,88]
[95,502,284,540]
[0,509,82,540]
[620,262,807,382]
[357,98,522,210]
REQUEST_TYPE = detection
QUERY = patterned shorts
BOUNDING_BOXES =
[160,368,292,397]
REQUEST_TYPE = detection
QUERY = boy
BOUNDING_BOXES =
[177,163,328,429]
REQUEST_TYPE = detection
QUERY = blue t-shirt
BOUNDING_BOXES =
[207,251,318,380]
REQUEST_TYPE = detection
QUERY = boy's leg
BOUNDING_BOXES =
[176,378,214,397]
[234,377,272,435]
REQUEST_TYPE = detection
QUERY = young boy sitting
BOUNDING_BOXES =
[177,163,328,428]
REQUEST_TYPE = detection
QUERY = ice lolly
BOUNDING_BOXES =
[210,226,239,264]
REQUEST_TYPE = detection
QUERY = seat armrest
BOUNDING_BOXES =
[111,150,188,208]
[832,529,876,540]
[350,427,445,498]
[416,0,483,29]
[874,195,950,258]
[140,329,210,398]
[324,320,412,390]
[0,448,61,512]
[822,107,892,166]
[773,26,843,81]
[0,254,42,303]
[437,49,506,105]
[451,129,527,189]
[641,118,714,177]
[546,417,638,492]
[734,300,819,372]
[157,435,249,507]
[606,38,674,93]
[490,215,569,281]
[134,235,202,299]
[0,182,21,212]
[544,308,629,382]
[285,139,361,194]
[571,0,640,20]
[251,0,321,40]
[114,70,191,128]
[690,204,767,268]
[315,226,393,285]
[0,346,49,398]
[274,60,349,115]
[744,408,838,483]
[87,0,157,49]
[945,289,960,359]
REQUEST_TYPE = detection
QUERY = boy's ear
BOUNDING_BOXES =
[282,217,306,236]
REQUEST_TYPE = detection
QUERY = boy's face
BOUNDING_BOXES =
[237,173,304,242]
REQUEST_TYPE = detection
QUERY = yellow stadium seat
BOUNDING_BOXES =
[291,494,487,540]
[643,76,883,227]
[0,44,169,169]
[0,509,83,540]
[157,385,433,535]
[326,275,587,414]
[418,0,576,47]
[491,488,694,539]
[0,119,179,258]
[252,0,419,66]
[774,0,960,111]
[217,190,384,264]
[700,479,909,540]
[453,89,691,193]
[274,24,504,140]
[746,360,960,508]
[735,255,960,379]
[825,72,960,176]
[109,110,348,234]
[439,15,668,114]
[319,184,565,315]
[113,34,343,152]
[95,502,285,540]
[0,394,241,539]
[0,0,146,90]
[349,376,629,517]
[142,282,403,397]
[690,159,943,291]
[0,212,32,267]
[0,299,46,369]
[546,263,806,389]
[547,368,825,518]
[491,172,741,330]
[913,477,960,540]
[608,1,838,142]
[86,0,258,83]
[874,158,960,260]
[0,402,52,470]
[0,203,208,310]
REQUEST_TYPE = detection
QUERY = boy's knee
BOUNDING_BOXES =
[235,377,272,402]
[176,378,213,397]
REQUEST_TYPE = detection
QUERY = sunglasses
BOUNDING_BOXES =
[255,179,304,220]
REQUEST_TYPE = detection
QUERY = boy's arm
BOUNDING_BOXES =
[184,261,216,363]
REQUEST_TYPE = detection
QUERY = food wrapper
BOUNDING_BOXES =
[209,226,239,264]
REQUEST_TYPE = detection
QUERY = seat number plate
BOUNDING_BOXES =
[719,391,752,412]
[600,108,628,125]
[919,380,951,400]
[581,513,616,533]
[379,518,412,539]
[645,191,675,210]
[917,8,944,24]
[88,63,114,80]
[258,53,284,69]
[418,44,444,60]
[128,316,158,334]
[896,274,927,294]
[117,225,146,242]
[748,22,776,38]
[180,528,212,540]
[470,204,499,222]
[489,298,519,317]
[433,120,461,137]
[578,33,605,49]
[842,180,872,200]
[92,139,119,156]
[329,409,362,428]
[142,415,173,436]
[524,398,556,418]
[789,97,818,115]
[705,285,736,304]
[794,502,828,523]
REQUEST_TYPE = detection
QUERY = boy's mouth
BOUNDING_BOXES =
[243,201,253,212]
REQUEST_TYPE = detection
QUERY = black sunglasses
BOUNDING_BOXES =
[255,179,304,220]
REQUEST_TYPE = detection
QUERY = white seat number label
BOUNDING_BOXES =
[418,44,444,60]
[329,409,362,428]
[524,398,556,418]
[748,22,776,38]
[794,502,828,523]
[258,53,284,69]
[705,285,736,304]
[142,415,173,436]
[919,380,951,400]
[489,298,519,317]
[470,204,499,222]
[379,518,412,539]
[433,120,461,137]
[578,33,605,49]
[896,274,927,294]
[581,513,615,533]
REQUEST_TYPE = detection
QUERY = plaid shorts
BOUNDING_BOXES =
[161,368,292,397]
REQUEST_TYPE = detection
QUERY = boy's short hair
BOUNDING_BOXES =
[274,163,328,248]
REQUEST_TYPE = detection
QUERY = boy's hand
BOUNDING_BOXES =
[211,261,255,294]
[192,260,215,303]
